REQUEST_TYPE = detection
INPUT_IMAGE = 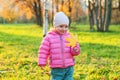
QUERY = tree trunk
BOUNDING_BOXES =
[60,0,64,11]
[119,0,120,11]
[99,0,103,31]
[33,0,43,27]
[88,0,112,32]
[105,0,112,31]
[102,0,107,30]
[38,0,43,26]
[52,0,54,22]
[68,0,72,27]
[94,0,99,31]
[88,1,94,31]
[56,0,59,12]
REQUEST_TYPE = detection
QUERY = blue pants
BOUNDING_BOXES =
[51,66,74,80]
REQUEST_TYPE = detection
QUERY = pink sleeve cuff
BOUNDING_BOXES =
[38,64,46,66]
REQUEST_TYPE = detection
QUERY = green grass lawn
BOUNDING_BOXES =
[0,24,120,80]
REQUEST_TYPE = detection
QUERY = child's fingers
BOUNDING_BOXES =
[74,47,79,52]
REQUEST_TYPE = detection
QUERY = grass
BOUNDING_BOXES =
[0,24,120,80]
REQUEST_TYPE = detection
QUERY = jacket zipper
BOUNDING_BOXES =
[60,35,65,67]
[50,54,52,64]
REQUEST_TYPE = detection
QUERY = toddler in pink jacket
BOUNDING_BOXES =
[38,12,80,80]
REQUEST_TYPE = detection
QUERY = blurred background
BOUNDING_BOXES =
[0,0,119,30]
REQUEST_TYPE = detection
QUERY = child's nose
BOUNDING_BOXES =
[63,28,68,30]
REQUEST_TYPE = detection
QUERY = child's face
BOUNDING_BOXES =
[55,24,68,35]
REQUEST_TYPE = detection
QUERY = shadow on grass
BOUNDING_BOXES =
[70,25,120,34]
[0,31,43,55]
[0,32,43,45]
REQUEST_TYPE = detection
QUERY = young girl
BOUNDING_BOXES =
[38,12,80,80]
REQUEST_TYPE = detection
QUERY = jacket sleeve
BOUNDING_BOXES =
[38,36,50,66]
[70,43,80,56]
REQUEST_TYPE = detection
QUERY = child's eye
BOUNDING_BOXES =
[65,26,68,28]
[59,25,68,28]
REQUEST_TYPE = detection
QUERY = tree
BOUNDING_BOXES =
[0,0,43,26]
[68,0,73,26]
[111,0,120,24]
[0,8,18,22]
[88,0,95,31]
[103,0,112,31]
[85,0,112,32]
[14,0,43,26]
[0,0,18,23]
[52,0,84,26]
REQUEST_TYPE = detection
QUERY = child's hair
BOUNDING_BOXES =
[53,12,69,27]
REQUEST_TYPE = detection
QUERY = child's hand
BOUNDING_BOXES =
[73,47,79,52]
[65,33,78,48]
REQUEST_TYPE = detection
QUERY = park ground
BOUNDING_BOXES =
[0,24,120,80]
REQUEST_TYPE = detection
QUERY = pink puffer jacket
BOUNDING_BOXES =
[38,31,80,68]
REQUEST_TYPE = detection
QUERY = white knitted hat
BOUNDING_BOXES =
[53,12,69,27]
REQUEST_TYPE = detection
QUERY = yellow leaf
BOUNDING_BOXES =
[65,33,78,48]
